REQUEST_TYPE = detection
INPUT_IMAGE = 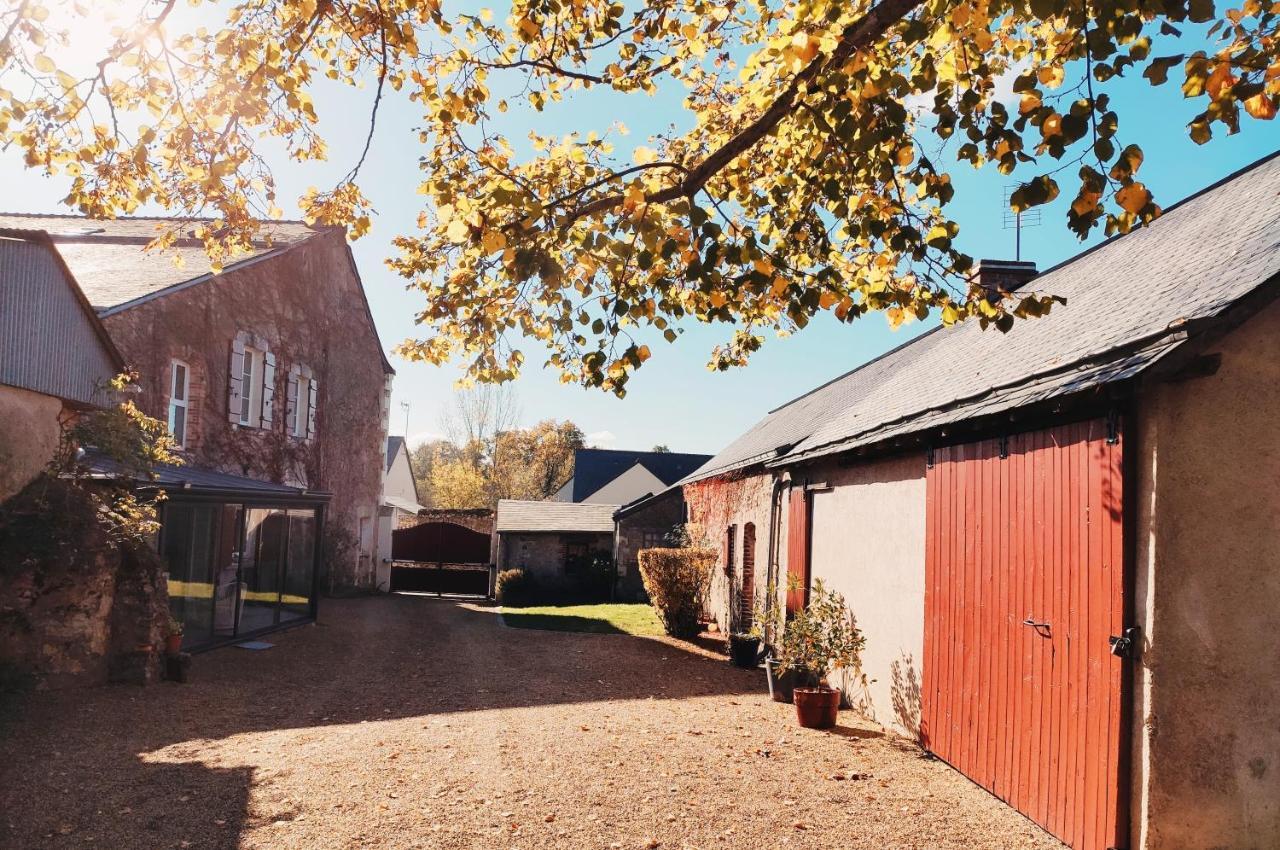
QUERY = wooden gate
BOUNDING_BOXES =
[390,521,492,596]
[922,419,1127,850]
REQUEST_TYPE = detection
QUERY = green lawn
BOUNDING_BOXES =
[500,603,663,637]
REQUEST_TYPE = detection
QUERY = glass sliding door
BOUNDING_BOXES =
[163,502,243,648]
[211,504,245,638]
[240,508,287,634]
[281,509,317,622]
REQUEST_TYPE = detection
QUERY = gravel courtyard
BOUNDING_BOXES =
[0,595,1062,849]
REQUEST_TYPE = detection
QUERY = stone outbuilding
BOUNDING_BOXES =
[611,486,691,601]
[493,499,617,595]
[669,154,1280,850]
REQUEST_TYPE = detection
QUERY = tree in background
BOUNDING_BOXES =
[494,420,586,501]
[3,0,1275,394]
[410,388,584,508]
[651,445,671,454]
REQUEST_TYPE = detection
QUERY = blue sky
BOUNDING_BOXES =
[4,10,1276,454]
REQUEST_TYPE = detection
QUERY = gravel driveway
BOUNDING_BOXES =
[1,595,1063,849]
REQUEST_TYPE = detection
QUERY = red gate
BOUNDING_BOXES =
[922,419,1127,850]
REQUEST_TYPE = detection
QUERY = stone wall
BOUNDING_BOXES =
[405,509,494,535]
[1131,297,1280,850]
[101,230,390,591]
[0,385,64,504]
[614,490,685,602]
[0,477,167,690]
[496,531,613,587]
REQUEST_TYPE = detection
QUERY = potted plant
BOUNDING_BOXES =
[164,615,184,656]
[772,579,865,729]
[751,583,795,702]
[725,583,761,668]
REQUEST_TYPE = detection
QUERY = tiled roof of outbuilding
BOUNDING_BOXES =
[0,213,321,313]
[684,151,1280,483]
[495,499,619,533]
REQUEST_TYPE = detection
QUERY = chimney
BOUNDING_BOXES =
[973,259,1038,298]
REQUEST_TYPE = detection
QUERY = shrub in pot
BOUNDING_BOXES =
[773,579,865,729]
[725,586,761,668]
[637,546,715,639]
[163,615,184,656]
[496,568,539,607]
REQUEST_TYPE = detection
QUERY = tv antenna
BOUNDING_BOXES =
[1003,184,1042,261]
[399,400,410,438]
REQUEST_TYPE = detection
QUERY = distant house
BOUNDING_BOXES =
[493,499,617,594]
[0,228,124,501]
[0,212,395,649]
[376,436,425,591]
[553,447,710,505]
[671,154,1280,850]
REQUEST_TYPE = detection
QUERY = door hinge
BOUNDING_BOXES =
[926,446,935,469]
[1106,409,1121,445]
[1109,626,1141,659]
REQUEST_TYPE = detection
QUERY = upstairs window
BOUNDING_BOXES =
[168,359,189,449]
[239,346,260,426]
[229,333,275,429]
[286,363,318,441]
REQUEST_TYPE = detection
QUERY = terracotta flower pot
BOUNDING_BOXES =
[793,686,840,729]
[164,633,184,656]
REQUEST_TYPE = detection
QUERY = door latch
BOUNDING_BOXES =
[1109,626,1141,659]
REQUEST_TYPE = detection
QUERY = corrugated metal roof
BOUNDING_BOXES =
[0,230,126,405]
[0,213,320,313]
[685,151,1280,483]
[495,499,618,533]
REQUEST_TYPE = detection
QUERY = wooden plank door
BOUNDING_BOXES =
[922,419,1127,850]
[785,488,810,616]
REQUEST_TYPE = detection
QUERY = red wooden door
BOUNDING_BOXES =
[785,488,810,615]
[922,419,1126,850]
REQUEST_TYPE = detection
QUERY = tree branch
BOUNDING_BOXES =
[557,0,924,226]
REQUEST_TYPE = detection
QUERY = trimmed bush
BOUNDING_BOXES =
[637,547,716,639]
[496,568,538,607]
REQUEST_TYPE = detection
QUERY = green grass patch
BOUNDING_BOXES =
[500,603,662,637]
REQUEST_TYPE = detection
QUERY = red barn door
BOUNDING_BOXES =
[922,419,1127,850]
[785,488,810,616]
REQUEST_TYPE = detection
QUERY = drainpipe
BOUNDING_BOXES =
[764,473,786,647]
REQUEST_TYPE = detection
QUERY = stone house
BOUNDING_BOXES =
[376,435,425,591]
[667,154,1280,850]
[611,486,691,602]
[493,499,616,593]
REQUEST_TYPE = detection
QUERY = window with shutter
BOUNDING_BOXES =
[228,337,245,424]
[261,351,276,426]
[286,369,300,436]
[306,378,318,440]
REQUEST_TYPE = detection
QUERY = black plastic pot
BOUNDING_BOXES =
[765,657,797,703]
[728,634,761,668]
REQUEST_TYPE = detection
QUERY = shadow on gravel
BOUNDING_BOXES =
[0,594,761,848]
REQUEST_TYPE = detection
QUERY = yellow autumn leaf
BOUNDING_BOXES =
[1115,182,1151,214]
[33,54,55,73]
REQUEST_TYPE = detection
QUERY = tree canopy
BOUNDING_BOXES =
[3,0,1276,393]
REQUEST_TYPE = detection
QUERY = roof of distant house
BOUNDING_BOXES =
[683,151,1280,485]
[495,499,618,534]
[386,435,406,473]
[569,447,712,502]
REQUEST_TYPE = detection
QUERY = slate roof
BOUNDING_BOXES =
[495,499,619,533]
[0,213,321,314]
[685,151,1280,484]
[386,435,406,473]
[570,448,712,502]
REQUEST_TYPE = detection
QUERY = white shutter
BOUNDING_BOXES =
[261,351,276,425]
[306,379,318,440]
[286,370,299,435]
[228,336,245,424]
